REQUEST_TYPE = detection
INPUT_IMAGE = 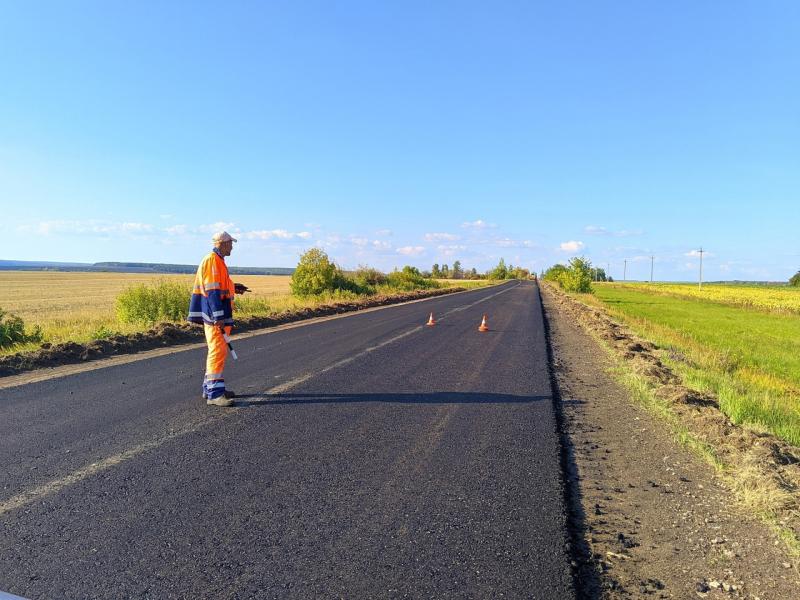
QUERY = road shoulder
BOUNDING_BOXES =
[542,284,800,599]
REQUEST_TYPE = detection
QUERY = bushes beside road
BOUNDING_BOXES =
[111,249,445,328]
[543,257,594,293]
[0,308,42,349]
[0,249,497,355]
[290,249,440,297]
[116,279,192,324]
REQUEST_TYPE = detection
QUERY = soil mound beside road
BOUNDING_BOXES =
[541,283,800,599]
[0,287,465,377]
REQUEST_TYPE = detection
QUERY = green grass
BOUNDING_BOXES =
[589,284,800,446]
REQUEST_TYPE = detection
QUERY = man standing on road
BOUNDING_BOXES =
[187,231,249,407]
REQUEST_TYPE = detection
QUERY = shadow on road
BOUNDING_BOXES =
[232,392,550,407]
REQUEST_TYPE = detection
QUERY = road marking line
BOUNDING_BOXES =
[0,284,511,391]
[0,282,523,516]
[0,415,218,517]
[246,281,520,404]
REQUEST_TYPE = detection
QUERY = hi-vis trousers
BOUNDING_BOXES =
[203,324,232,399]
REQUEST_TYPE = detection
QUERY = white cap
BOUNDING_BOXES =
[212,231,238,244]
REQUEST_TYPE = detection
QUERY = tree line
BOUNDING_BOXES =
[428,258,531,280]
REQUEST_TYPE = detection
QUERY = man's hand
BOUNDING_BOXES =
[216,321,227,334]
[234,282,251,295]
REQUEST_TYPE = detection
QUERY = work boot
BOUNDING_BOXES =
[206,395,234,407]
[202,390,234,400]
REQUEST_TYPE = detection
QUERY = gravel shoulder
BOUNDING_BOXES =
[541,284,800,599]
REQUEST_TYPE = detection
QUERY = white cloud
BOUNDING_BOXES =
[461,219,495,229]
[424,232,460,242]
[372,240,392,250]
[25,219,158,237]
[496,238,536,248]
[28,220,311,243]
[350,237,369,247]
[121,222,154,233]
[27,220,60,235]
[198,221,236,234]
[437,244,467,257]
[559,240,585,252]
[584,225,643,237]
[27,220,68,235]
[685,249,713,258]
[396,246,426,256]
[165,224,189,236]
[374,228,393,237]
[243,229,311,241]
[320,234,342,249]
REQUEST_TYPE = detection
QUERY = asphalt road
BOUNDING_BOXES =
[0,281,573,599]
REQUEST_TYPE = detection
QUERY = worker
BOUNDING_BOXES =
[187,231,249,407]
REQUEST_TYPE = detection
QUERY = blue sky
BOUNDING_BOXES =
[1,1,798,281]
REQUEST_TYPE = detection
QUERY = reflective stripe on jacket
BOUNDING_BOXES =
[187,249,235,325]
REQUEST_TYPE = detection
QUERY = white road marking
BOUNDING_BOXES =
[0,284,508,391]
[0,282,523,516]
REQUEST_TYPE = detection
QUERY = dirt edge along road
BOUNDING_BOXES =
[540,282,800,599]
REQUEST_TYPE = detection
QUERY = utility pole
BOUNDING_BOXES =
[650,255,654,283]
[624,259,627,281]
[698,247,705,288]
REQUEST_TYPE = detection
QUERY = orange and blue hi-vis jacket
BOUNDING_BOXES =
[187,248,235,325]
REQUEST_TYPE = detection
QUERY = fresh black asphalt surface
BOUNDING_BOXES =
[0,281,574,599]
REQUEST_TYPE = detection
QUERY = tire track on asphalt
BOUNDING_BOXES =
[0,283,519,518]
[292,287,527,592]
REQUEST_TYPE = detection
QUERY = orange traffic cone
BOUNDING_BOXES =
[478,314,489,332]
[426,312,436,326]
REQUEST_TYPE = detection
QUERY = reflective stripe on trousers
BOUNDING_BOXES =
[203,324,232,399]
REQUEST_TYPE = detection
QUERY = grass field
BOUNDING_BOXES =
[0,271,493,355]
[616,282,800,315]
[583,283,800,446]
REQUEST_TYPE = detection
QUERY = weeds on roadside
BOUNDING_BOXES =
[0,307,43,348]
[90,325,119,340]
[116,279,192,325]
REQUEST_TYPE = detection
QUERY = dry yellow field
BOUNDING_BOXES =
[0,271,491,354]
[0,271,292,351]
[0,271,291,322]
